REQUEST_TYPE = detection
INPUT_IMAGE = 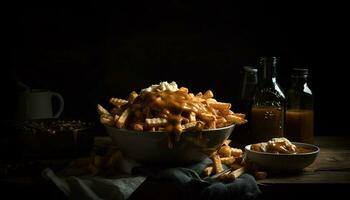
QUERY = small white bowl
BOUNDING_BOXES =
[245,142,320,172]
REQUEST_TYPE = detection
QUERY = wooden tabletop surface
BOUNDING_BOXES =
[1,136,349,199]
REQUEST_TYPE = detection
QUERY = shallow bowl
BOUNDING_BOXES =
[245,142,319,172]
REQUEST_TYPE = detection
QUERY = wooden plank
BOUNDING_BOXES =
[258,171,350,184]
[308,151,350,170]
[315,136,350,149]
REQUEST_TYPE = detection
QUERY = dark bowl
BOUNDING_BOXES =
[105,124,235,165]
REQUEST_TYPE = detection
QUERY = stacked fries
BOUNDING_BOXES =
[203,140,268,182]
[203,140,246,182]
[97,83,247,137]
[60,148,123,177]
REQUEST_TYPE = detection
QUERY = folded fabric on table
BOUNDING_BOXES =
[132,158,261,200]
[43,157,260,200]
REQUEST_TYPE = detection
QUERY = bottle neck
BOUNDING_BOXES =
[291,75,308,85]
[241,72,258,101]
[291,75,312,95]
[259,56,277,84]
[260,69,278,86]
[256,56,285,99]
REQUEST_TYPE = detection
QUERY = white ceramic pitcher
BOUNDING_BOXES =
[16,89,64,120]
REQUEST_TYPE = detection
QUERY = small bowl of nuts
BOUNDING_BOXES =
[12,119,96,158]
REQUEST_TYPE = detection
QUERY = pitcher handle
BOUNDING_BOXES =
[51,92,64,118]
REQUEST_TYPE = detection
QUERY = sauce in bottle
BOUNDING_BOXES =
[285,68,314,143]
[251,57,285,142]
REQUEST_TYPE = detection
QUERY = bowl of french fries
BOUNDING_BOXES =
[97,82,247,164]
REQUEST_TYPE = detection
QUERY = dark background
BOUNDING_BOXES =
[3,3,349,135]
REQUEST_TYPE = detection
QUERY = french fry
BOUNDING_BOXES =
[195,121,205,130]
[100,115,114,126]
[216,116,227,124]
[189,112,196,122]
[230,148,243,157]
[178,87,189,93]
[109,98,128,107]
[145,118,168,127]
[203,90,214,99]
[182,121,197,131]
[221,157,235,165]
[207,120,216,129]
[212,153,224,174]
[114,114,120,121]
[234,113,246,119]
[196,92,203,97]
[128,91,138,104]
[209,102,231,110]
[203,166,214,177]
[116,108,130,128]
[206,98,217,104]
[225,114,247,125]
[220,166,246,182]
[223,139,232,146]
[218,145,232,157]
[220,109,234,116]
[97,104,111,116]
[198,113,216,123]
[216,122,226,128]
[132,123,144,131]
[215,116,227,127]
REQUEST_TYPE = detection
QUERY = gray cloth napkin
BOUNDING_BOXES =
[132,158,261,200]
[43,158,260,200]
[43,168,146,200]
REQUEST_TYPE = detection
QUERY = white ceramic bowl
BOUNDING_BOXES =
[105,124,235,165]
[245,142,319,172]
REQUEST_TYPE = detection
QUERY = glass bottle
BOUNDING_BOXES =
[285,68,314,144]
[251,56,285,142]
[235,66,258,146]
[240,66,258,104]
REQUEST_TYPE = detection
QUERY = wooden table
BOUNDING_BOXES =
[129,136,350,199]
[1,136,349,199]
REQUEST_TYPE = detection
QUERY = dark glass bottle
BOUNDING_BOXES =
[233,66,258,146]
[285,68,314,143]
[240,66,258,103]
[251,57,285,142]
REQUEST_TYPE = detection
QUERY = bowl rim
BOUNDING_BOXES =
[104,123,235,134]
[245,142,320,156]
